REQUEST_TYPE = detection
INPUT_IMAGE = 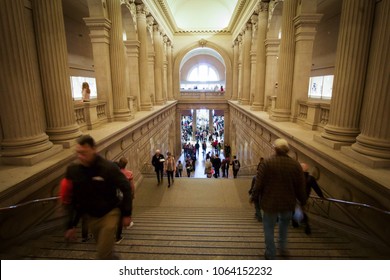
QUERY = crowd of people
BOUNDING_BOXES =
[59,134,324,260]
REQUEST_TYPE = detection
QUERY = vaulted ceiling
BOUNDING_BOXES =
[151,0,249,33]
[164,0,240,32]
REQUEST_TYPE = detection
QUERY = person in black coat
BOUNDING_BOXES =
[293,163,325,234]
[151,149,165,185]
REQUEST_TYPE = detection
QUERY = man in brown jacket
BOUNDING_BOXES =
[251,138,307,260]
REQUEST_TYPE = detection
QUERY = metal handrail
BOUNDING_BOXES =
[309,195,390,215]
[1,193,389,216]
[0,196,60,212]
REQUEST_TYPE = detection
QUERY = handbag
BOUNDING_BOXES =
[292,203,304,224]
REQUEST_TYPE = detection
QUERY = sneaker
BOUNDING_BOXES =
[115,236,124,244]
[126,221,134,229]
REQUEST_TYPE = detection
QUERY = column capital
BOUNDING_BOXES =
[84,17,111,43]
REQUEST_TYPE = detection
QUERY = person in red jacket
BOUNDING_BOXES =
[115,157,135,244]
[59,178,89,242]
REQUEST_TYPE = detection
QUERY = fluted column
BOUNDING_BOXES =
[237,35,243,101]
[147,16,156,106]
[136,4,152,110]
[252,2,269,111]
[319,0,375,148]
[349,0,390,164]
[162,35,169,102]
[291,13,323,121]
[209,110,214,134]
[0,0,59,163]
[264,38,280,111]
[192,110,197,141]
[249,16,258,106]
[32,0,82,146]
[166,40,174,100]
[271,0,298,121]
[231,40,239,100]
[107,0,131,121]
[239,23,252,105]
[84,17,114,121]
[124,40,141,112]
[153,24,164,105]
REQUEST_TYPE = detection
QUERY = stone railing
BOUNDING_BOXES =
[74,100,108,130]
[297,100,330,131]
[180,90,225,100]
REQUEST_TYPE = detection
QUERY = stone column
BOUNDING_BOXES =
[347,0,390,167]
[237,35,243,101]
[249,16,258,106]
[32,0,82,146]
[264,38,280,111]
[136,4,153,110]
[192,110,197,141]
[231,40,239,100]
[166,39,174,100]
[124,40,141,112]
[147,16,156,106]
[0,0,60,164]
[318,0,375,148]
[223,109,229,146]
[84,17,114,121]
[252,2,269,111]
[153,24,164,105]
[162,35,169,102]
[209,110,214,134]
[291,13,322,122]
[107,0,131,121]
[239,23,252,105]
[271,0,298,121]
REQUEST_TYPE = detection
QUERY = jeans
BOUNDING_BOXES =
[262,211,292,260]
[155,169,163,184]
[167,170,174,185]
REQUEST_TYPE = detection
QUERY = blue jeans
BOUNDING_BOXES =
[262,211,292,259]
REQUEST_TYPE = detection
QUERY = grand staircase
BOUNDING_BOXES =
[1,178,387,260]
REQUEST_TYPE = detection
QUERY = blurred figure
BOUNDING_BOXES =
[164,152,176,188]
[151,149,165,185]
[249,157,264,222]
[251,139,306,260]
[232,156,241,178]
[64,135,132,259]
[293,163,325,235]
[115,157,135,244]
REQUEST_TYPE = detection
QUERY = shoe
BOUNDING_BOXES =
[115,236,124,244]
[168,184,170,188]
[126,221,134,229]
[279,249,290,259]
[256,215,263,222]
[82,234,92,242]
[292,220,299,228]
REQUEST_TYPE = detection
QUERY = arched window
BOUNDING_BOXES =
[187,64,219,82]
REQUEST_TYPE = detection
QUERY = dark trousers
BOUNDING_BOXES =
[233,169,239,178]
[156,169,163,184]
[167,170,174,185]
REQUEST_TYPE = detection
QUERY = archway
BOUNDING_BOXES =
[173,41,232,99]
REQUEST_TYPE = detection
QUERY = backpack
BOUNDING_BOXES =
[233,160,240,170]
